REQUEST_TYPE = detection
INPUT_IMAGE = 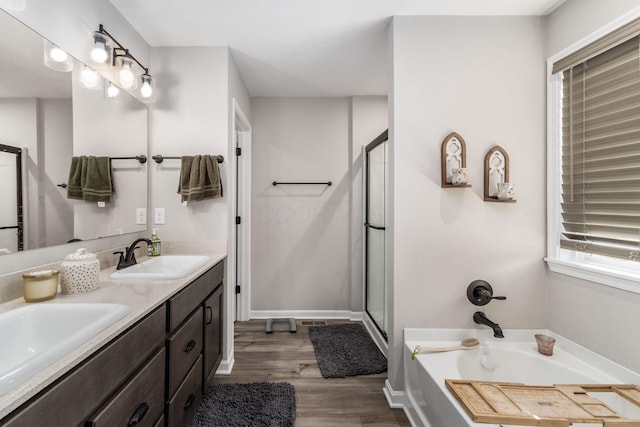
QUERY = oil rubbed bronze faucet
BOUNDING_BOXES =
[114,238,152,270]
[473,311,504,338]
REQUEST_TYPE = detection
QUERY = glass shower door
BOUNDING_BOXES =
[365,131,387,339]
[0,145,23,253]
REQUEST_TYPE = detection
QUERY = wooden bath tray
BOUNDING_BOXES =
[446,379,640,426]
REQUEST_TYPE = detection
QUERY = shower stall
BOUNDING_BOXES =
[364,130,388,339]
[0,144,23,253]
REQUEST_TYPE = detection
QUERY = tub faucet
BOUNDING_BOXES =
[115,238,152,270]
[473,311,504,338]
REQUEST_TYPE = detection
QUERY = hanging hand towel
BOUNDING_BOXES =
[177,155,223,202]
[67,156,86,200]
[81,156,114,202]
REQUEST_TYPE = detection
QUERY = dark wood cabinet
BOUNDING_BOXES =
[203,284,223,389]
[2,306,166,427]
[1,260,224,427]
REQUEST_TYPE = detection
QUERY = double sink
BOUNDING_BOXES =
[0,255,210,397]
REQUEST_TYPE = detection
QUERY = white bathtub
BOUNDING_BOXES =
[404,329,640,427]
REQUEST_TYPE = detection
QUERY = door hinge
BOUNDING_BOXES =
[235,285,241,294]
[236,147,242,156]
[235,216,241,225]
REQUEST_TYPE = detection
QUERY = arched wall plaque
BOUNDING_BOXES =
[484,145,515,202]
[441,132,470,188]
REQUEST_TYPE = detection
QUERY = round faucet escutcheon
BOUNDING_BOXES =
[467,280,507,306]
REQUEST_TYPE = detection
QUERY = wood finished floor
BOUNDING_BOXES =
[214,320,411,427]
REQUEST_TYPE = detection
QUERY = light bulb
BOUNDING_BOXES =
[90,35,108,63]
[118,59,135,89]
[107,83,120,98]
[49,47,68,63]
[80,67,98,88]
[140,81,152,98]
[140,75,153,98]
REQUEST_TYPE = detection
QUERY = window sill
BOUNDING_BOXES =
[545,258,640,294]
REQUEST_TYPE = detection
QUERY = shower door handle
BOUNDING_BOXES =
[364,223,385,231]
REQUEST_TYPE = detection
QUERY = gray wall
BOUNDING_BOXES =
[389,15,547,392]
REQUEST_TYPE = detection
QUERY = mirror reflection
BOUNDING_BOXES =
[0,10,148,255]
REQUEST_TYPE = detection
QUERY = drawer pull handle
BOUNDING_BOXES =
[184,339,197,352]
[184,393,195,409]
[128,402,149,426]
[206,306,213,324]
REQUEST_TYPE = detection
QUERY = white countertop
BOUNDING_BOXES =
[0,252,226,419]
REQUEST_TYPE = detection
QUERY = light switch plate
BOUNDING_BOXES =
[154,207,165,224]
[136,208,147,225]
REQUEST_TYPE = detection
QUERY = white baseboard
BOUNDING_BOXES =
[216,353,235,375]
[250,310,362,320]
[383,379,405,409]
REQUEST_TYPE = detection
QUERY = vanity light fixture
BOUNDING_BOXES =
[89,32,110,64]
[139,73,155,100]
[43,39,73,72]
[106,81,120,99]
[79,65,100,90]
[88,24,155,102]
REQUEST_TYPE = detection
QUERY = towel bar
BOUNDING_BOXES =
[152,155,224,164]
[109,155,147,164]
[272,181,332,186]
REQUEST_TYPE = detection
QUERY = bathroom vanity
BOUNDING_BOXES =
[0,255,225,427]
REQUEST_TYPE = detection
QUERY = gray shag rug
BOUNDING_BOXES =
[308,323,387,378]
[191,382,296,427]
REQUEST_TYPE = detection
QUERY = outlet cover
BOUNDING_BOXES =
[136,208,147,225]
[154,207,165,224]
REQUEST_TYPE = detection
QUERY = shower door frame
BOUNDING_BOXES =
[364,130,388,340]
[0,144,24,251]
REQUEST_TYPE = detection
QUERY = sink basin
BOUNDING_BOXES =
[109,255,210,280]
[0,303,129,395]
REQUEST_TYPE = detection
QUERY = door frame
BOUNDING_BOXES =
[363,130,388,340]
[232,99,252,322]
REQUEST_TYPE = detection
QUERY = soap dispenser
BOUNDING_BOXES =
[150,228,161,256]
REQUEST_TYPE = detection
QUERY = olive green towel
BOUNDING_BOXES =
[67,156,114,202]
[177,155,223,202]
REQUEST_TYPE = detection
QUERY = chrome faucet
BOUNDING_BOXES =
[114,238,152,270]
[473,311,504,338]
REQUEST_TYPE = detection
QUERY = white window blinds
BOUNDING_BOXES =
[558,36,640,261]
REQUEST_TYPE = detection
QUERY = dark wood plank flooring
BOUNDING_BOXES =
[215,320,411,426]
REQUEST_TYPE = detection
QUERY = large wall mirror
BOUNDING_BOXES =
[0,9,148,255]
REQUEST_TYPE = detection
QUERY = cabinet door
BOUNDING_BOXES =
[203,283,223,388]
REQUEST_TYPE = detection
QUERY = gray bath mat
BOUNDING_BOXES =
[191,382,296,427]
[308,323,387,378]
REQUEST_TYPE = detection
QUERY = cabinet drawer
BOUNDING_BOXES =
[87,348,165,427]
[167,308,203,398]
[168,261,223,331]
[3,306,166,427]
[166,356,203,427]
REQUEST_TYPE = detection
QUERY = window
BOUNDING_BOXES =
[547,16,640,291]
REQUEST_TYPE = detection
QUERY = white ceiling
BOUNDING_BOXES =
[110,0,565,97]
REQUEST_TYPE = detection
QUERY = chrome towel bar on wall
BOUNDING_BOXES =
[272,181,332,186]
